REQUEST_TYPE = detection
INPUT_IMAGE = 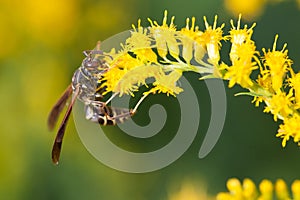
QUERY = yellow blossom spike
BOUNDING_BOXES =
[179,16,209,65]
[259,179,273,200]
[229,14,256,45]
[261,35,292,92]
[147,10,179,59]
[143,69,183,97]
[227,178,243,196]
[243,178,258,199]
[217,178,300,200]
[243,178,257,199]
[223,54,258,88]
[288,71,300,107]
[276,114,300,147]
[275,179,290,199]
[201,15,225,64]
[113,65,164,96]
[216,192,232,200]
[292,180,300,200]
[263,90,294,121]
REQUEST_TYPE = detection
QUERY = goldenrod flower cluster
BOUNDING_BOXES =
[99,10,300,147]
[217,178,300,200]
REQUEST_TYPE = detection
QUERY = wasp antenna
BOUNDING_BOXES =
[96,41,101,50]
[83,50,90,57]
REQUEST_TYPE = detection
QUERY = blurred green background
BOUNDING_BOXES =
[1,0,300,199]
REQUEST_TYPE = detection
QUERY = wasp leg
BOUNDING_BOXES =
[85,102,133,126]
[86,93,149,126]
[131,93,149,114]
[104,106,133,125]
[105,92,118,105]
[102,93,149,124]
[103,93,150,125]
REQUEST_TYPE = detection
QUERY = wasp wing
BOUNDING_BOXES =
[51,86,79,165]
[48,84,73,130]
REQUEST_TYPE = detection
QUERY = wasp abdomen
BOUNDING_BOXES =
[85,103,133,126]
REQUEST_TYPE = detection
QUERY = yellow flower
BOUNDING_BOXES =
[226,178,244,197]
[259,179,273,200]
[228,14,257,63]
[275,179,290,199]
[179,17,206,64]
[113,65,164,96]
[148,10,179,58]
[276,114,300,147]
[261,35,292,92]
[292,180,300,200]
[223,15,259,88]
[126,19,158,63]
[252,96,264,107]
[263,90,294,121]
[256,73,273,94]
[197,15,225,65]
[127,19,152,49]
[101,53,145,95]
[144,70,183,97]
[216,178,257,200]
[223,58,257,88]
[288,70,300,107]
[217,178,300,200]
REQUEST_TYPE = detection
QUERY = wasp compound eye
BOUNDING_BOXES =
[83,58,101,70]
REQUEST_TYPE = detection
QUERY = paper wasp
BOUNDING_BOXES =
[48,42,134,165]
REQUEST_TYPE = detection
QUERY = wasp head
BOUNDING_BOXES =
[82,52,108,77]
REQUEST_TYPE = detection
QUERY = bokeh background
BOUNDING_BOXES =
[1,0,300,199]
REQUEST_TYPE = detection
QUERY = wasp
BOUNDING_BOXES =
[48,42,134,165]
